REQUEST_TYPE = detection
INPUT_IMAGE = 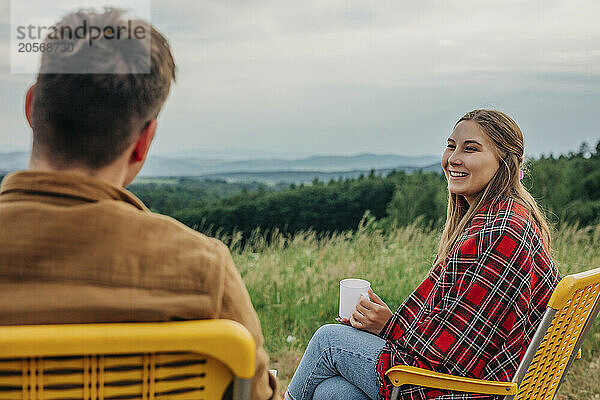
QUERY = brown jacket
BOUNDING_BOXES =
[0,170,278,400]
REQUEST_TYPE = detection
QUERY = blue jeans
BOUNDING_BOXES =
[285,324,386,400]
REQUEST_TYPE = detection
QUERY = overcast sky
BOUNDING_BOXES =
[1,0,599,160]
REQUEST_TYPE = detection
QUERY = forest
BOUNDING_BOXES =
[127,140,600,240]
[2,140,598,237]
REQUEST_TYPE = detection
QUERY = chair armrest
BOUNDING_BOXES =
[385,365,517,396]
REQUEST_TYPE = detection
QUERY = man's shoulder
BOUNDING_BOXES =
[106,201,227,252]
[0,191,234,295]
[64,201,234,292]
[123,204,232,264]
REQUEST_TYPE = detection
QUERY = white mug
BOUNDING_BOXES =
[339,278,371,319]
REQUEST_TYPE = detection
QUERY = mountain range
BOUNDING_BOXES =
[0,151,442,183]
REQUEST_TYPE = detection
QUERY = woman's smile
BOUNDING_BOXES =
[448,170,469,179]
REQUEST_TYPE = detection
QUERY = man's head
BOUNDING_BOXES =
[25,8,175,186]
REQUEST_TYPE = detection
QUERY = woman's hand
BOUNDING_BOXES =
[336,288,393,335]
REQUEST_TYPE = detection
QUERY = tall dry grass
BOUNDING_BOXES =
[227,221,600,398]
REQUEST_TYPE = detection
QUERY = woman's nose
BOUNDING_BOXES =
[448,151,462,165]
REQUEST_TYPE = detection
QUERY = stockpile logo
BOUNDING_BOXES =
[10,0,151,74]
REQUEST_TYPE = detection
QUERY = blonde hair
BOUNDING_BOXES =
[433,110,552,269]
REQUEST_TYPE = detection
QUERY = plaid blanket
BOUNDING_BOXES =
[376,195,561,399]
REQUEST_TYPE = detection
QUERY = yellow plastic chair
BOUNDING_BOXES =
[386,266,600,400]
[0,319,255,400]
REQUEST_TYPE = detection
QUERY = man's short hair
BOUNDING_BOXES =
[31,8,176,170]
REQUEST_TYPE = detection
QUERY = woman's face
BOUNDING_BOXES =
[442,120,500,206]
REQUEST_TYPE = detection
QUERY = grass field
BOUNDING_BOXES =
[229,220,600,399]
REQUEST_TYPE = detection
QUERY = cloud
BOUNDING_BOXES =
[1,0,600,156]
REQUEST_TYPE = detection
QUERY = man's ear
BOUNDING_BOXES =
[131,119,157,163]
[25,85,35,129]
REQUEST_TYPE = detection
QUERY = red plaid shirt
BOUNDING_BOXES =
[376,195,561,399]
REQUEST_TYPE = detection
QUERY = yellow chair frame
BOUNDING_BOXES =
[0,319,255,400]
[386,267,600,400]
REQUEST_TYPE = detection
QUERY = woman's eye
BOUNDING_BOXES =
[465,146,477,151]
[446,144,455,149]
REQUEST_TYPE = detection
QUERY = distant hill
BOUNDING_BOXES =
[0,151,441,183]
[0,152,29,172]
[138,153,440,177]
[195,164,443,184]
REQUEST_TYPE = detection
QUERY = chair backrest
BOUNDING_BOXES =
[0,319,255,400]
[506,267,600,400]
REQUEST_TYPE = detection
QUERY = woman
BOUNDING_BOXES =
[285,110,561,400]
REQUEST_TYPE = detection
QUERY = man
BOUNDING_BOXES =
[0,8,278,400]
